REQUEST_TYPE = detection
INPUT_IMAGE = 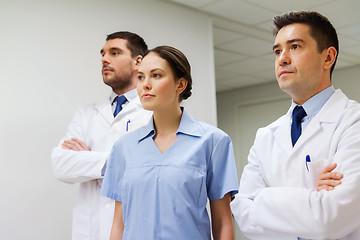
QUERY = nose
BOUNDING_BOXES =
[143,78,152,90]
[139,76,152,90]
[102,54,109,65]
[277,50,291,66]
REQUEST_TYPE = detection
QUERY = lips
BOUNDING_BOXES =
[279,69,293,78]
[102,66,113,74]
[142,93,155,99]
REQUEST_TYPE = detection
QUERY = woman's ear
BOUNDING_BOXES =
[323,46,337,70]
[176,78,188,95]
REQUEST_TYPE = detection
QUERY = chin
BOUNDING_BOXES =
[278,79,292,90]
[141,102,155,111]
[102,77,113,85]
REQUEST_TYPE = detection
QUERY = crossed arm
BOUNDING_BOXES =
[316,163,343,191]
[62,137,90,151]
[60,137,101,182]
[63,138,342,187]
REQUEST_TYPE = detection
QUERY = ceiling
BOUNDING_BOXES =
[162,0,360,92]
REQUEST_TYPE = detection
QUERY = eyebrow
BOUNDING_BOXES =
[137,68,165,75]
[150,68,165,73]
[272,38,305,51]
[100,47,122,55]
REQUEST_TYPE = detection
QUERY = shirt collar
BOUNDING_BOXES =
[291,85,335,119]
[110,88,138,105]
[177,107,202,137]
[137,108,202,143]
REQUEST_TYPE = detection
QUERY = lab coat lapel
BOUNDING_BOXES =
[96,100,114,125]
[273,109,293,156]
[292,90,348,151]
[114,96,141,120]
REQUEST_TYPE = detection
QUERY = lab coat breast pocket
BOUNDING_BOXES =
[306,159,331,188]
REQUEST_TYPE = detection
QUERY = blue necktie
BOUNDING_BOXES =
[291,106,307,146]
[113,95,127,117]
[293,106,308,240]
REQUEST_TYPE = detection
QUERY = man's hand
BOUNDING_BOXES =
[62,138,90,151]
[62,138,97,181]
[316,163,343,191]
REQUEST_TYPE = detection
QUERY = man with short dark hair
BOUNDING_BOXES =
[231,11,360,240]
[51,31,152,240]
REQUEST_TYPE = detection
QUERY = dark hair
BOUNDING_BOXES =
[144,46,192,101]
[272,11,339,77]
[106,31,148,58]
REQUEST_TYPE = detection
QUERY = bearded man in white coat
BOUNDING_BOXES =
[231,11,360,240]
[51,31,152,240]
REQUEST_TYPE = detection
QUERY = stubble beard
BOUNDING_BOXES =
[103,72,134,93]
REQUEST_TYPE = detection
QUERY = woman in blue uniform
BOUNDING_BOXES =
[101,46,238,240]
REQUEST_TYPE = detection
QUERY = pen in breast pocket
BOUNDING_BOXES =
[126,119,131,132]
[306,155,311,172]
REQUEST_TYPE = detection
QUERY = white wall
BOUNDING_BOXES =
[0,1,216,239]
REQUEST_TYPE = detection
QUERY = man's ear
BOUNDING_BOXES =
[133,55,143,70]
[176,78,188,95]
[323,46,337,70]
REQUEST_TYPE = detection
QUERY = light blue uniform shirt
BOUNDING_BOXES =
[293,85,335,240]
[101,108,238,240]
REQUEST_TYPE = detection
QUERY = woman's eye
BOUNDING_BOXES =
[137,75,144,80]
[153,74,160,78]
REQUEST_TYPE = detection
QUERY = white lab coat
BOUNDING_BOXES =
[51,91,152,240]
[231,89,360,240]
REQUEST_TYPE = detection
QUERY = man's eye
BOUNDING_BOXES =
[292,44,299,49]
[137,75,144,80]
[274,50,281,55]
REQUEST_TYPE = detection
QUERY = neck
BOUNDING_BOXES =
[113,84,137,96]
[153,106,182,136]
[292,84,331,105]
[112,76,138,95]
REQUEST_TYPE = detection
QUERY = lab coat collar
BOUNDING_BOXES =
[293,89,348,149]
[137,107,201,143]
[312,89,348,123]
[109,88,138,104]
[96,89,142,124]
[273,89,348,155]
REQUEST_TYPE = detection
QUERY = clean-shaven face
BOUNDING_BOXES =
[137,53,180,111]
[273,23,329,104]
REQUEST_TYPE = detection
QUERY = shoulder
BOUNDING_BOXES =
[195,120,232,144]
[255,112,289,139]
[76,101,105,114]
[343,98,360,123]
[114,121,151,146]
[342,90,360,114]
[67,103,101,123]
[326,90,360,124]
